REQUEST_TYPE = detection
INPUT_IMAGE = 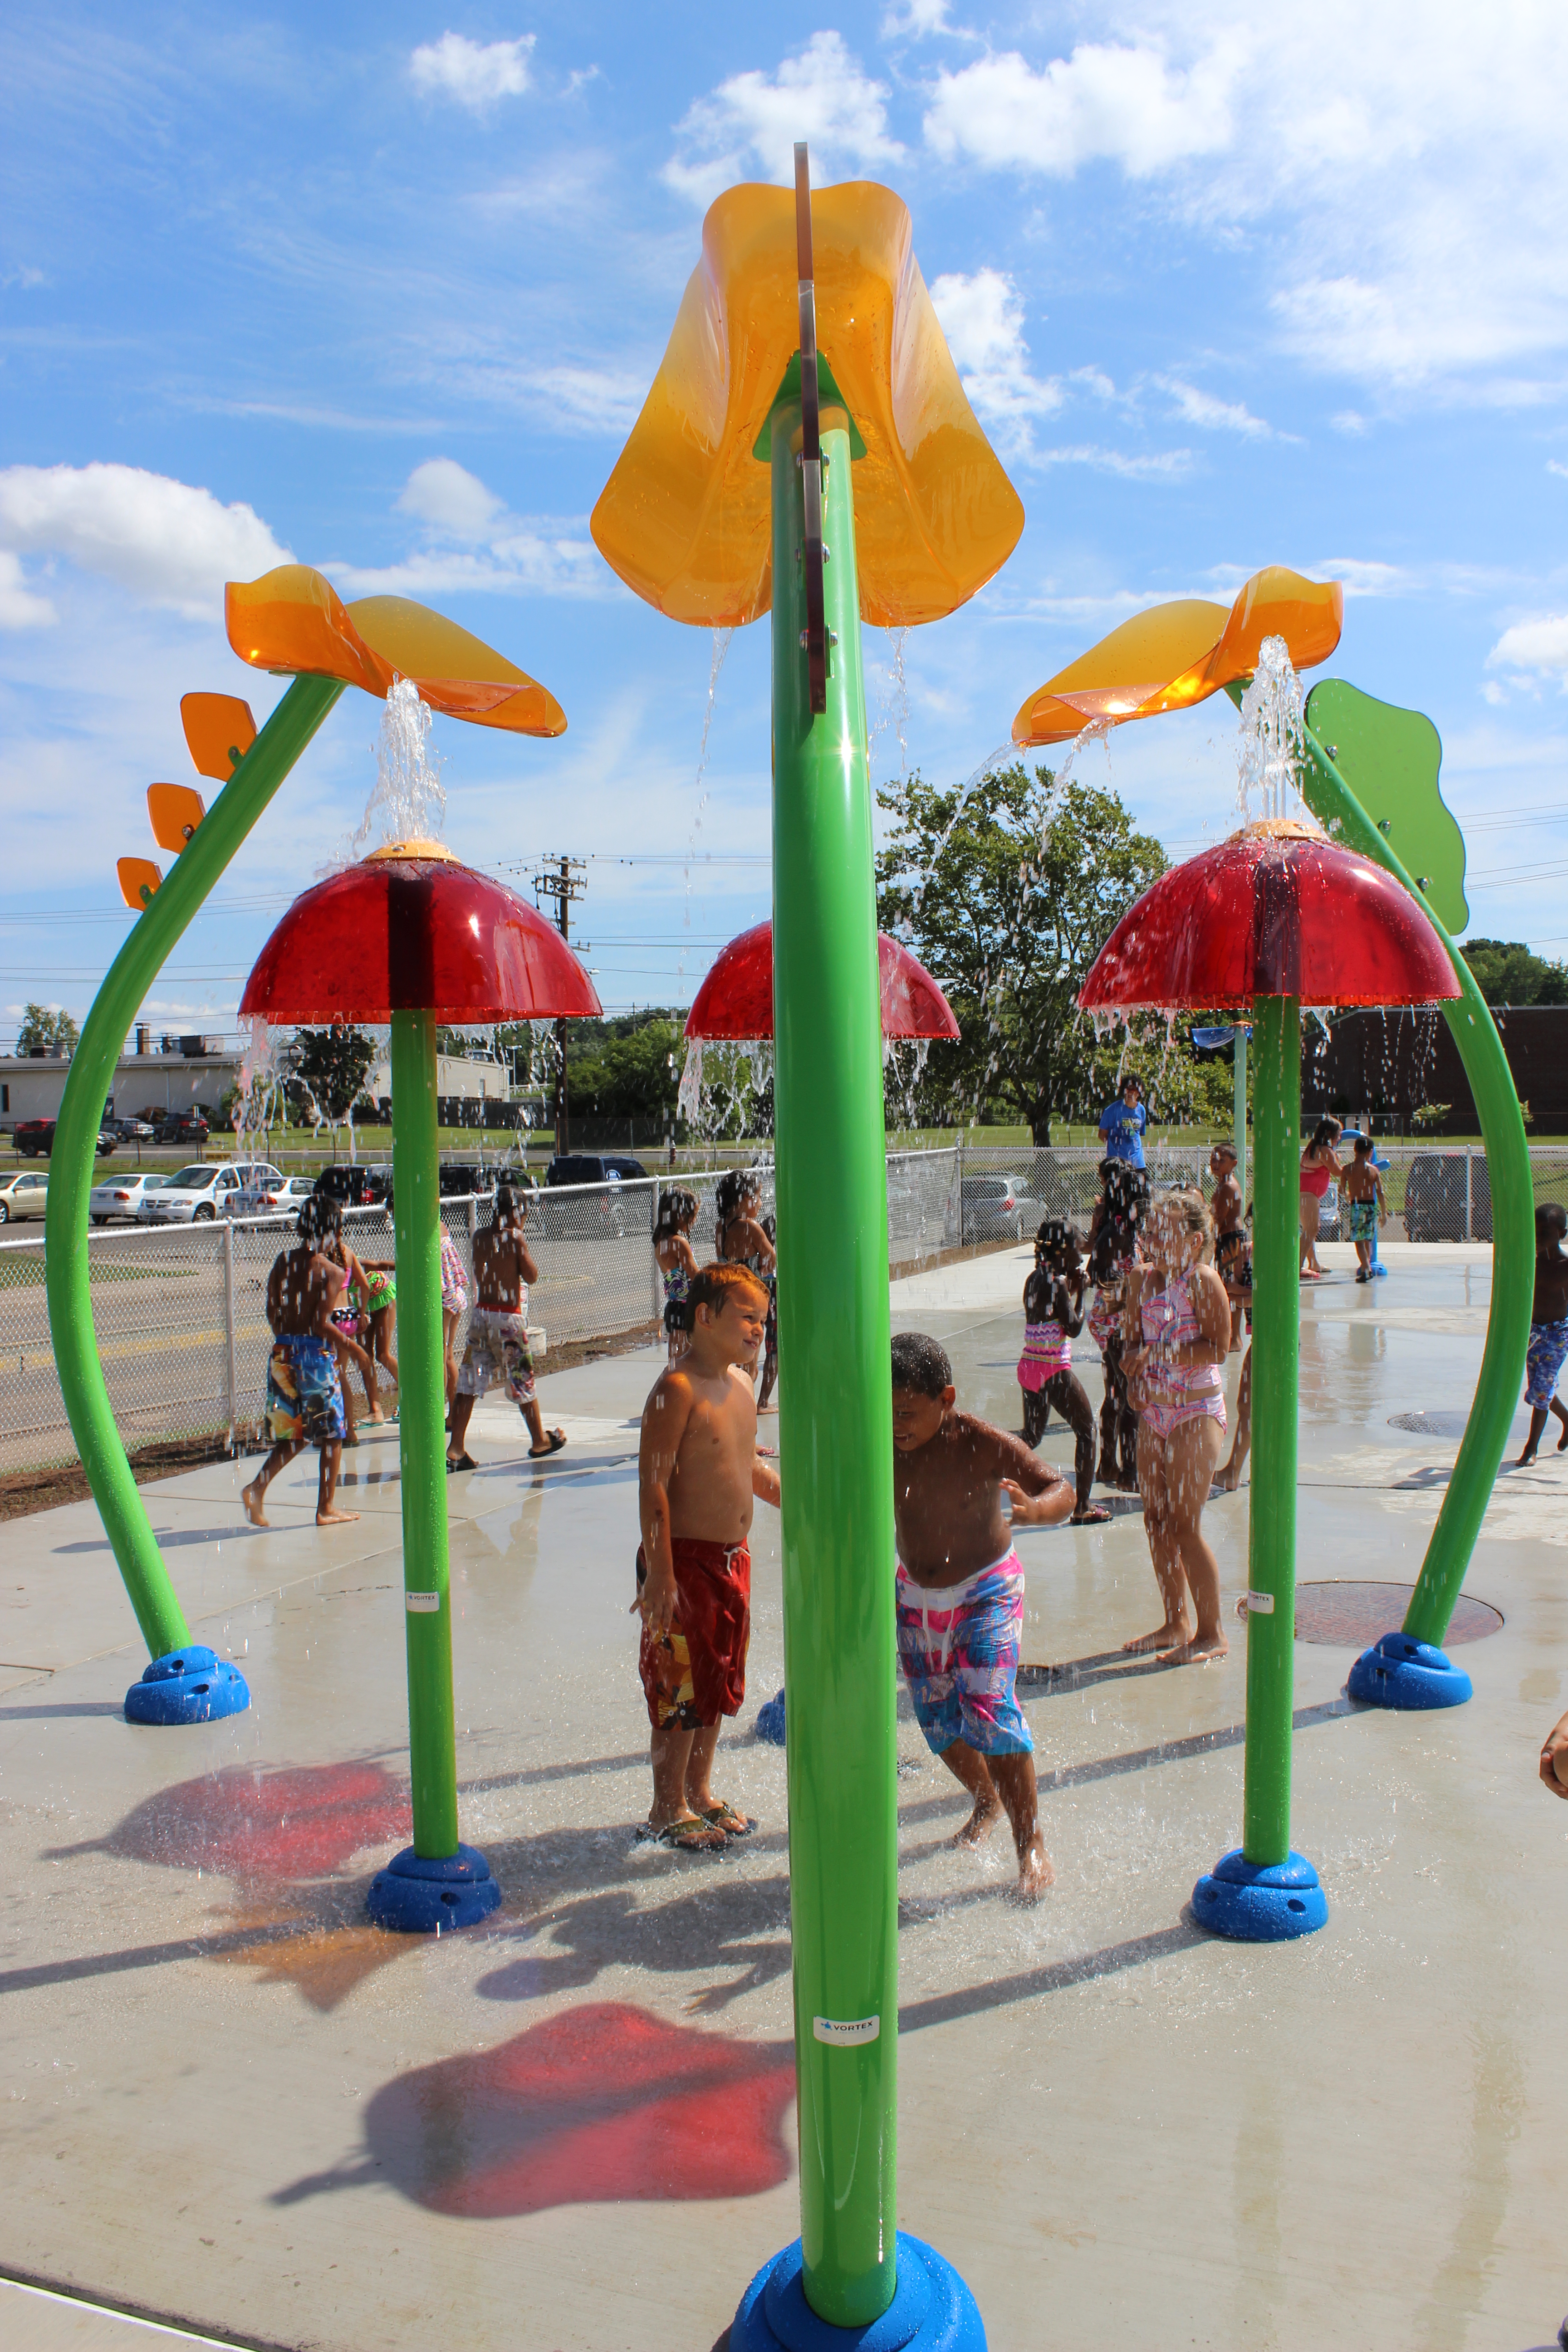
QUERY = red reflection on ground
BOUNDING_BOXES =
[365,2001,794,2216]
[98,1760,410,1885]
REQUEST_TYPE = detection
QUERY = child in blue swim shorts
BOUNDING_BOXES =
[1520,1202,1568,1465]
[891,1331,1073,1901]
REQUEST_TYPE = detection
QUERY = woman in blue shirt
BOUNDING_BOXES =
[1098,1076,1147,1170]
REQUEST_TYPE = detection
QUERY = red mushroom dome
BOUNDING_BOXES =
[239,843,601,1024]
[686,920,959,1041]
[1078,821,1460,1013]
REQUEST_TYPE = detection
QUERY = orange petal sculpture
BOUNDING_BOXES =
[1013,567,1343,746]
[225,566,568,736]
[590,181,1024,629]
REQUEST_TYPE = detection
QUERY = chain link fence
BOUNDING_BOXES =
[9,1142,1568,1477]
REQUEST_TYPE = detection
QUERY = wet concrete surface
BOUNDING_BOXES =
[2,1244,1566,2350]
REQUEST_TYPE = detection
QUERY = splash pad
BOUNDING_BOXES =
[594,148,1016,2343]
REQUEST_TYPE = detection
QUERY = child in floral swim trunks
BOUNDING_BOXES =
[241,1196,359,1529]
[1519,1202,1568,1465]
[1340,1135,1387,1284]
[891,1332,1073,1901]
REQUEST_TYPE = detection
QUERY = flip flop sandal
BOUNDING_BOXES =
[528,1430,568,1459]
[1071,1504,1113,1524]
[701,1800,756,1838]
[635,1818,725,1853]
[446,1452,478,1472]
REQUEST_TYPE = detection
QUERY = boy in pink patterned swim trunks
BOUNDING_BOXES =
[891,1332,1073,1901]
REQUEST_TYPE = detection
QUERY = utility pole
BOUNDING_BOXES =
[532,856,586,1156]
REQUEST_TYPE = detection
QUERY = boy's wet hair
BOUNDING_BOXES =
[654,1187,698,1240]
[688,1260,768,1320]
[493,1184,524,1222]
[1537,1201,1567,1240]
[299,1193,341,1245]
[891,1331,953,1398]
[1352,1133,1373,1157]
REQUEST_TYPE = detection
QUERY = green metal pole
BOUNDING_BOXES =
[389,1007,459,1857]
[1294,730,1532,1646]
[771,402,899,2326]
[1242,994,1299,1865]
[1234,1025,1248,1200]
[44,673,344,1657]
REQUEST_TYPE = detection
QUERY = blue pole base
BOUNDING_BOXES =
[366,1842,502,1933]
[755,1688,787,1745]
[124,1645,250,1725]
[733,2235,985,2351]
[1348,1629,1473,1709]
[1191,1849,1328,1941]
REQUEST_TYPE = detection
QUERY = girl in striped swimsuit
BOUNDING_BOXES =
[1122,1187,1232,1663]
[1017,1222,1110,1523]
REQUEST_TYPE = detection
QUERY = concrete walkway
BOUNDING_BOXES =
[2,1244,1566,2350]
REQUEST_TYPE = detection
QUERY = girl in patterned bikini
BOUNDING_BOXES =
[1018,1222,1111,1524]
[654,1188,701,1362]
[1122,1187,1233,1663]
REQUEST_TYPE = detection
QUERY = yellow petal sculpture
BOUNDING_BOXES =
[591,181,1024,630]
[225,565,568,735]
[1013,567,1343,745]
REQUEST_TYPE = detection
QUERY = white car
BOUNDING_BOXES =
[90,1171,179,1225]
[137,1161,282,1223]
[230,1171,314,1216]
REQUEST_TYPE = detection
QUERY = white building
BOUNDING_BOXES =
[363,1051,510,1106]
[0,1033,241,1131]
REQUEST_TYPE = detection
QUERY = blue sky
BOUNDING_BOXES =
[3,1,1568,1049]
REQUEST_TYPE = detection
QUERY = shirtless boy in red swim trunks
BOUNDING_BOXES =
[634,1261,782,1851]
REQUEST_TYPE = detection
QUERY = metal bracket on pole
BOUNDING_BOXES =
[794,142,828,718]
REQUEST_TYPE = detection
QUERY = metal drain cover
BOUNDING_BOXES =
[1388,1410,1473,1438]
[1292,1580,1502,1646]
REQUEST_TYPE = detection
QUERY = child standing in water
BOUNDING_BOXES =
[1340,1135,1387,1284]
[1122,1188,1231,1662]
[1085,1161,1146,1490]
[635,1262,781,1849]
[1518,1203,1568,1465]
[891,1331,1073,1901]
[654,1188,700,1362]
[1018,1222,1110,1524]
[716,1169,778,1410]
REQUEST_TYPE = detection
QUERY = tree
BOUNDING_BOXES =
[15,1002,79,1055]
[290,1025,377,1123]
[566,1013,685,1125]
[1458,939,1568,1007]
[877,764,1226,1142]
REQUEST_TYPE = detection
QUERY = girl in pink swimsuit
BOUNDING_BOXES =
[1017,1222,1111,1523]
[1299,1118,1343,1281]
[1122,1188,1232,1663]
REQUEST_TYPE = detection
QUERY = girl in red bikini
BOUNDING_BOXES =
[1298,1118,1343,1281]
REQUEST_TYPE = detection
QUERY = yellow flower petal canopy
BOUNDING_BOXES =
[591,181,1024,630]
[225,566,567,735]
[1013,568,1344,746]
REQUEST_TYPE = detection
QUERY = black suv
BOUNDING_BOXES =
[540,1153,651,1239]
[156,1113,210,1145]
[544,1154,649,1187]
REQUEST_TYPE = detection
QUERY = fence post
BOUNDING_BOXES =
[222,1217,237,1454]
[1465,1144,1472,1242]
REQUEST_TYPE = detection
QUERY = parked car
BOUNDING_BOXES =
[0,1170,49,1223]
[437,1162,498,1201]
[221,1163,288,1214]
[106,1116,157,1142]
[544,1153,650,1188]
[1403,1151,1493,1243]
[313,1164,394,1211]
[156,1113,210,1146]
[137,1162,250,1222]
[90,1170,181,1224]
[959,1173,1038,1244]
[245,1174,318,1215]
[13,1119,56,1156]
[540,1153,652,1240]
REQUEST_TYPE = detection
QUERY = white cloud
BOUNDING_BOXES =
[525,364,646,436]
[1039,445,1193,480]
[917,6,1568,400]
[1156,376,1275,439]
[410,32,534,112]
[0,549,56,630]
[924,39,1238,177]
[1550,460,1568,480]
[331,462,611,601]
[928,267,1062,456]
[663,32,903,208]
[0,463,289,620]
[1331,410,1369,435]
[882,0,965,35]
[396,457,504,542]
[1487,615,1568,678]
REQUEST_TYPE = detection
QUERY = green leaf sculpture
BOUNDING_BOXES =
[1303,678,1468,935]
